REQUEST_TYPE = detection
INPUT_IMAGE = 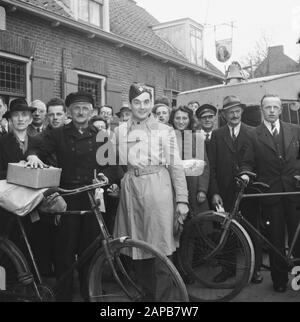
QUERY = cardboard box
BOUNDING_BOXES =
[7,162,62,189]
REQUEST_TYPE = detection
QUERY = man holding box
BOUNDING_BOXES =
[27,91,122,301]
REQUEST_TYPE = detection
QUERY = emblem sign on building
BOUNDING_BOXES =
[0,6,6,31]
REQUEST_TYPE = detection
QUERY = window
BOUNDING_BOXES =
[77,71,106,110]
[282,101,300,125]
[0,57,26,97]
[71,0,103,27]
[190,26,203,66]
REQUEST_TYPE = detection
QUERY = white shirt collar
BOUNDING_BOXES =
[263,119,280,135]
[200,129,212,139]
[228,122,241,138]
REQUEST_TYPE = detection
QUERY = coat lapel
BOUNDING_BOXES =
[236,123,247,151]
[222,126,235,153]
[257,123,277,153]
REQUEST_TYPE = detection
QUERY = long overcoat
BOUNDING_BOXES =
[113,116,188,259]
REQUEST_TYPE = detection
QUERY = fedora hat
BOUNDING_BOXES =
[3,98,36,119]
[116,103,132,118]
[222,95,245,111]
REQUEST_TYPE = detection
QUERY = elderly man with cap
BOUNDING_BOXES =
[113,83,189,301]
[196,104,217,144]
[116,103,132,123]
[26,91,122,301]
[208,95,263,284]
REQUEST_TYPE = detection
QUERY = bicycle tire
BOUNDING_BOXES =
[87,238,189,302]
[179,212,254,302]
[0,238,35,302]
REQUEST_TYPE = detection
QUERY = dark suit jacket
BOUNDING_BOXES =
[27,124,46,137]
[0,132,43,179]
[208,123,254,210]
[28,122,122,188]
[241,121,300,204]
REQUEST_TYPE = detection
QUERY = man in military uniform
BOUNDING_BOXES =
[27,91,121,301]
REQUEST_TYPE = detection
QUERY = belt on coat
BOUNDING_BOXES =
[127,166,164,177]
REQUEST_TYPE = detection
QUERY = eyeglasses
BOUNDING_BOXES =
[100,111,112,117]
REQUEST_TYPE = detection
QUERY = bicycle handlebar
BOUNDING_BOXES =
[43,174,109,197]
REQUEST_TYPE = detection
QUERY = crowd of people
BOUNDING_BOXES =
[0,83,300,300]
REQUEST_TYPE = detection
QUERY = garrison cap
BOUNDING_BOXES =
[129,83,151,103]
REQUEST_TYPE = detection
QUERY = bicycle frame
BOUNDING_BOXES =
[205,183,300,269]
[12,188,140,301]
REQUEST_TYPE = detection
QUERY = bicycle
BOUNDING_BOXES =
[0,175,188,302]
[178,170,300,302]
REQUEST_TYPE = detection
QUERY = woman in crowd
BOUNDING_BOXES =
[0,98,51,275]
[152,103,171,125]
[0,98,40,179]
[169,105,210,215]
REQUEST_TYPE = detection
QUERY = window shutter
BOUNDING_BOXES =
[31,63,54,103]
[106,79,122,112]
[64,69,78,98]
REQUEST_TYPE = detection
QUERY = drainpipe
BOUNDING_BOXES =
[103,0,110,32]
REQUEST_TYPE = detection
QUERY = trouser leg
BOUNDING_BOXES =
[54,195,81,302]
[261,201,288,286]
[240,199,263,272]
[284,197,300,264]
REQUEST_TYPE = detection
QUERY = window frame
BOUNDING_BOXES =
[189,25,203,67]
[75,69,106,108]
[70,0,103,28]
[282,100,300,125]
[0,51,31,102]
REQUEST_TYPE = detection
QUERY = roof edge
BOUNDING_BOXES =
[0,0,224,80]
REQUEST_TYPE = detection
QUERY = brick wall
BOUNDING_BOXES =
[1,10,221,111]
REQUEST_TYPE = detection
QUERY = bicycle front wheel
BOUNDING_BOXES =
[0,238,35,302]
[179,212,254,302]
[87,238,189,302]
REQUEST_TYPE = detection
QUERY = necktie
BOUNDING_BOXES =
[271,123,278,137]
[231,127,236,142]
[205,133,210,142]
[37,127,41,133]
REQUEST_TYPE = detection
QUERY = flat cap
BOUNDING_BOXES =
[196,104,217,118]
[65,91,94,108]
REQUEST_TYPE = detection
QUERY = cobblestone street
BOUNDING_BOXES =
[233,269,300,302]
